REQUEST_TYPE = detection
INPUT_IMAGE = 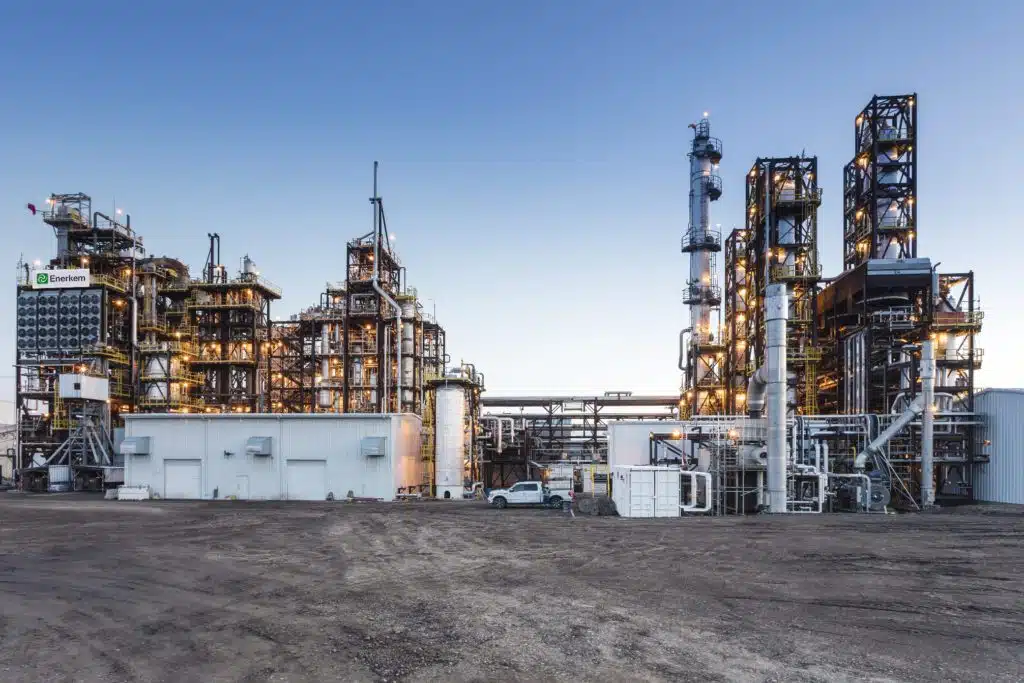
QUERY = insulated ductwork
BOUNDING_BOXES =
[920,340,935,507]
[854,395,924,470]
[764,283,788,513]
[746,366,768,417]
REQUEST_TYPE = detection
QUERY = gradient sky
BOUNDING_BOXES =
[2,1,1022,422]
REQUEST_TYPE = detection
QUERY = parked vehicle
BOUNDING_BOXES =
[487,480,573,509]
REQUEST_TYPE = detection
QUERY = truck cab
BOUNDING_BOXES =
[487,481,571,509]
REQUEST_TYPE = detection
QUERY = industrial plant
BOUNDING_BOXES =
[10,93,1005,513]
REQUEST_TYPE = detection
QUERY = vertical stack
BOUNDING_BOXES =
[680,116,726,417]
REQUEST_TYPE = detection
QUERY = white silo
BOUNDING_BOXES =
[434,383,467,500]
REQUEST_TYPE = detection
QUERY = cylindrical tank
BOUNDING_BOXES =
[145,356,168,378]
[434,384,466,500]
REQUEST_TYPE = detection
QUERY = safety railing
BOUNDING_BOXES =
[680,228,722,253]
[89,274,130,292]
[138,315,168,334]
[775,188,823,206]
[82,344,130,365]
[932,310,984,328]
[771,264,823,282]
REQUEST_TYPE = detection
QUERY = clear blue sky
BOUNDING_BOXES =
[2,1,1022,420]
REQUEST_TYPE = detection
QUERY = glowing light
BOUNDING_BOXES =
[703,111,709,118]
[116,208,123,215]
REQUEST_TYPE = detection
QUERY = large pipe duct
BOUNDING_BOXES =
[765,283,788,513]
[746,366,768,417]
[854,396,925,470]
[920,340,935,507]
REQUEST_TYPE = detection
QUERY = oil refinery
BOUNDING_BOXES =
[9,93,999,513]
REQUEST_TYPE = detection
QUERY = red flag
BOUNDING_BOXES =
[26,203,36,215]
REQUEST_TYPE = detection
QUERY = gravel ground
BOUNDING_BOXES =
[0,494,1021,683]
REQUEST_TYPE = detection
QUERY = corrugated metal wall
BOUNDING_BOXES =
[973,389,1024,505]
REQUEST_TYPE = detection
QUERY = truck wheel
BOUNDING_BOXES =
[493,497,507,509]
[548,496,562,509]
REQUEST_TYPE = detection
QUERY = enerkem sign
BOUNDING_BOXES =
[31,268,90,289]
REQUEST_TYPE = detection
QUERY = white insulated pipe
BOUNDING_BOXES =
[765,283,789,513]
[746,365,768,417]
[679,471,712,513]
[920,340,935,507]
[854,395,925,470]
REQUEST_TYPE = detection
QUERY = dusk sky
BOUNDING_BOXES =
[2,1,1021,420]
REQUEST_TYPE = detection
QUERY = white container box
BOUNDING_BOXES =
[58,373,109,401]
[611,466,680,518]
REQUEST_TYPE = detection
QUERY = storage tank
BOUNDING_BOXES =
[434,384,466,499]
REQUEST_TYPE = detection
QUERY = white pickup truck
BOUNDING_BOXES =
[488,481,573,509]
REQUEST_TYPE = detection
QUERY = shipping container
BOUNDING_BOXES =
[973,389,1024,505]
[611,466,681,518]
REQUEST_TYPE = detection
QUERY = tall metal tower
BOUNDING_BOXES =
[680,115,725,416]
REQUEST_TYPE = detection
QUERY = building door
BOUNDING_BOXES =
[164,459,202,499]
[235,475,250,500]
[286,460,327,501]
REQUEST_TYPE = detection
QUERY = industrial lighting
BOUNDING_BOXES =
[33,259,41,266]
[115,208,123,215]
[856,115,864,126]
[703,111,709,118]
[671,429,681,439]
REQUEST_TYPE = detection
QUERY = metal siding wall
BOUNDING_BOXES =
[205,418,282,500]
[974,390,1024,505]
[125,415,413,501]
[125,417,207,497]
[281,417,393,501]
[608,421,686,470]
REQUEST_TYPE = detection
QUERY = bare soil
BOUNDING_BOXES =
[0,494,1021,682]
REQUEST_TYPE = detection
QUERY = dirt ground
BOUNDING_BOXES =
[0,495,1021,683]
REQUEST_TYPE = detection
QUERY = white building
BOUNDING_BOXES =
[607,421,687,470]
[121,413,422,501]
[973,389,1024,505]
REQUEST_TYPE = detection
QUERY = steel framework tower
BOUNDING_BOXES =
[680,116,725,416]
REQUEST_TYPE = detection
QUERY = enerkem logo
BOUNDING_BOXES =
[31,268,89,289]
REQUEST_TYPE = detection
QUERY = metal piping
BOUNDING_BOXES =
[677,328,691,371]
[920,340,935,506]
[765,283,788,513]
[746,366,768,417]
[854,395,925,470]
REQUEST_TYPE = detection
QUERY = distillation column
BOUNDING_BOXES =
[680,115,725,416]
